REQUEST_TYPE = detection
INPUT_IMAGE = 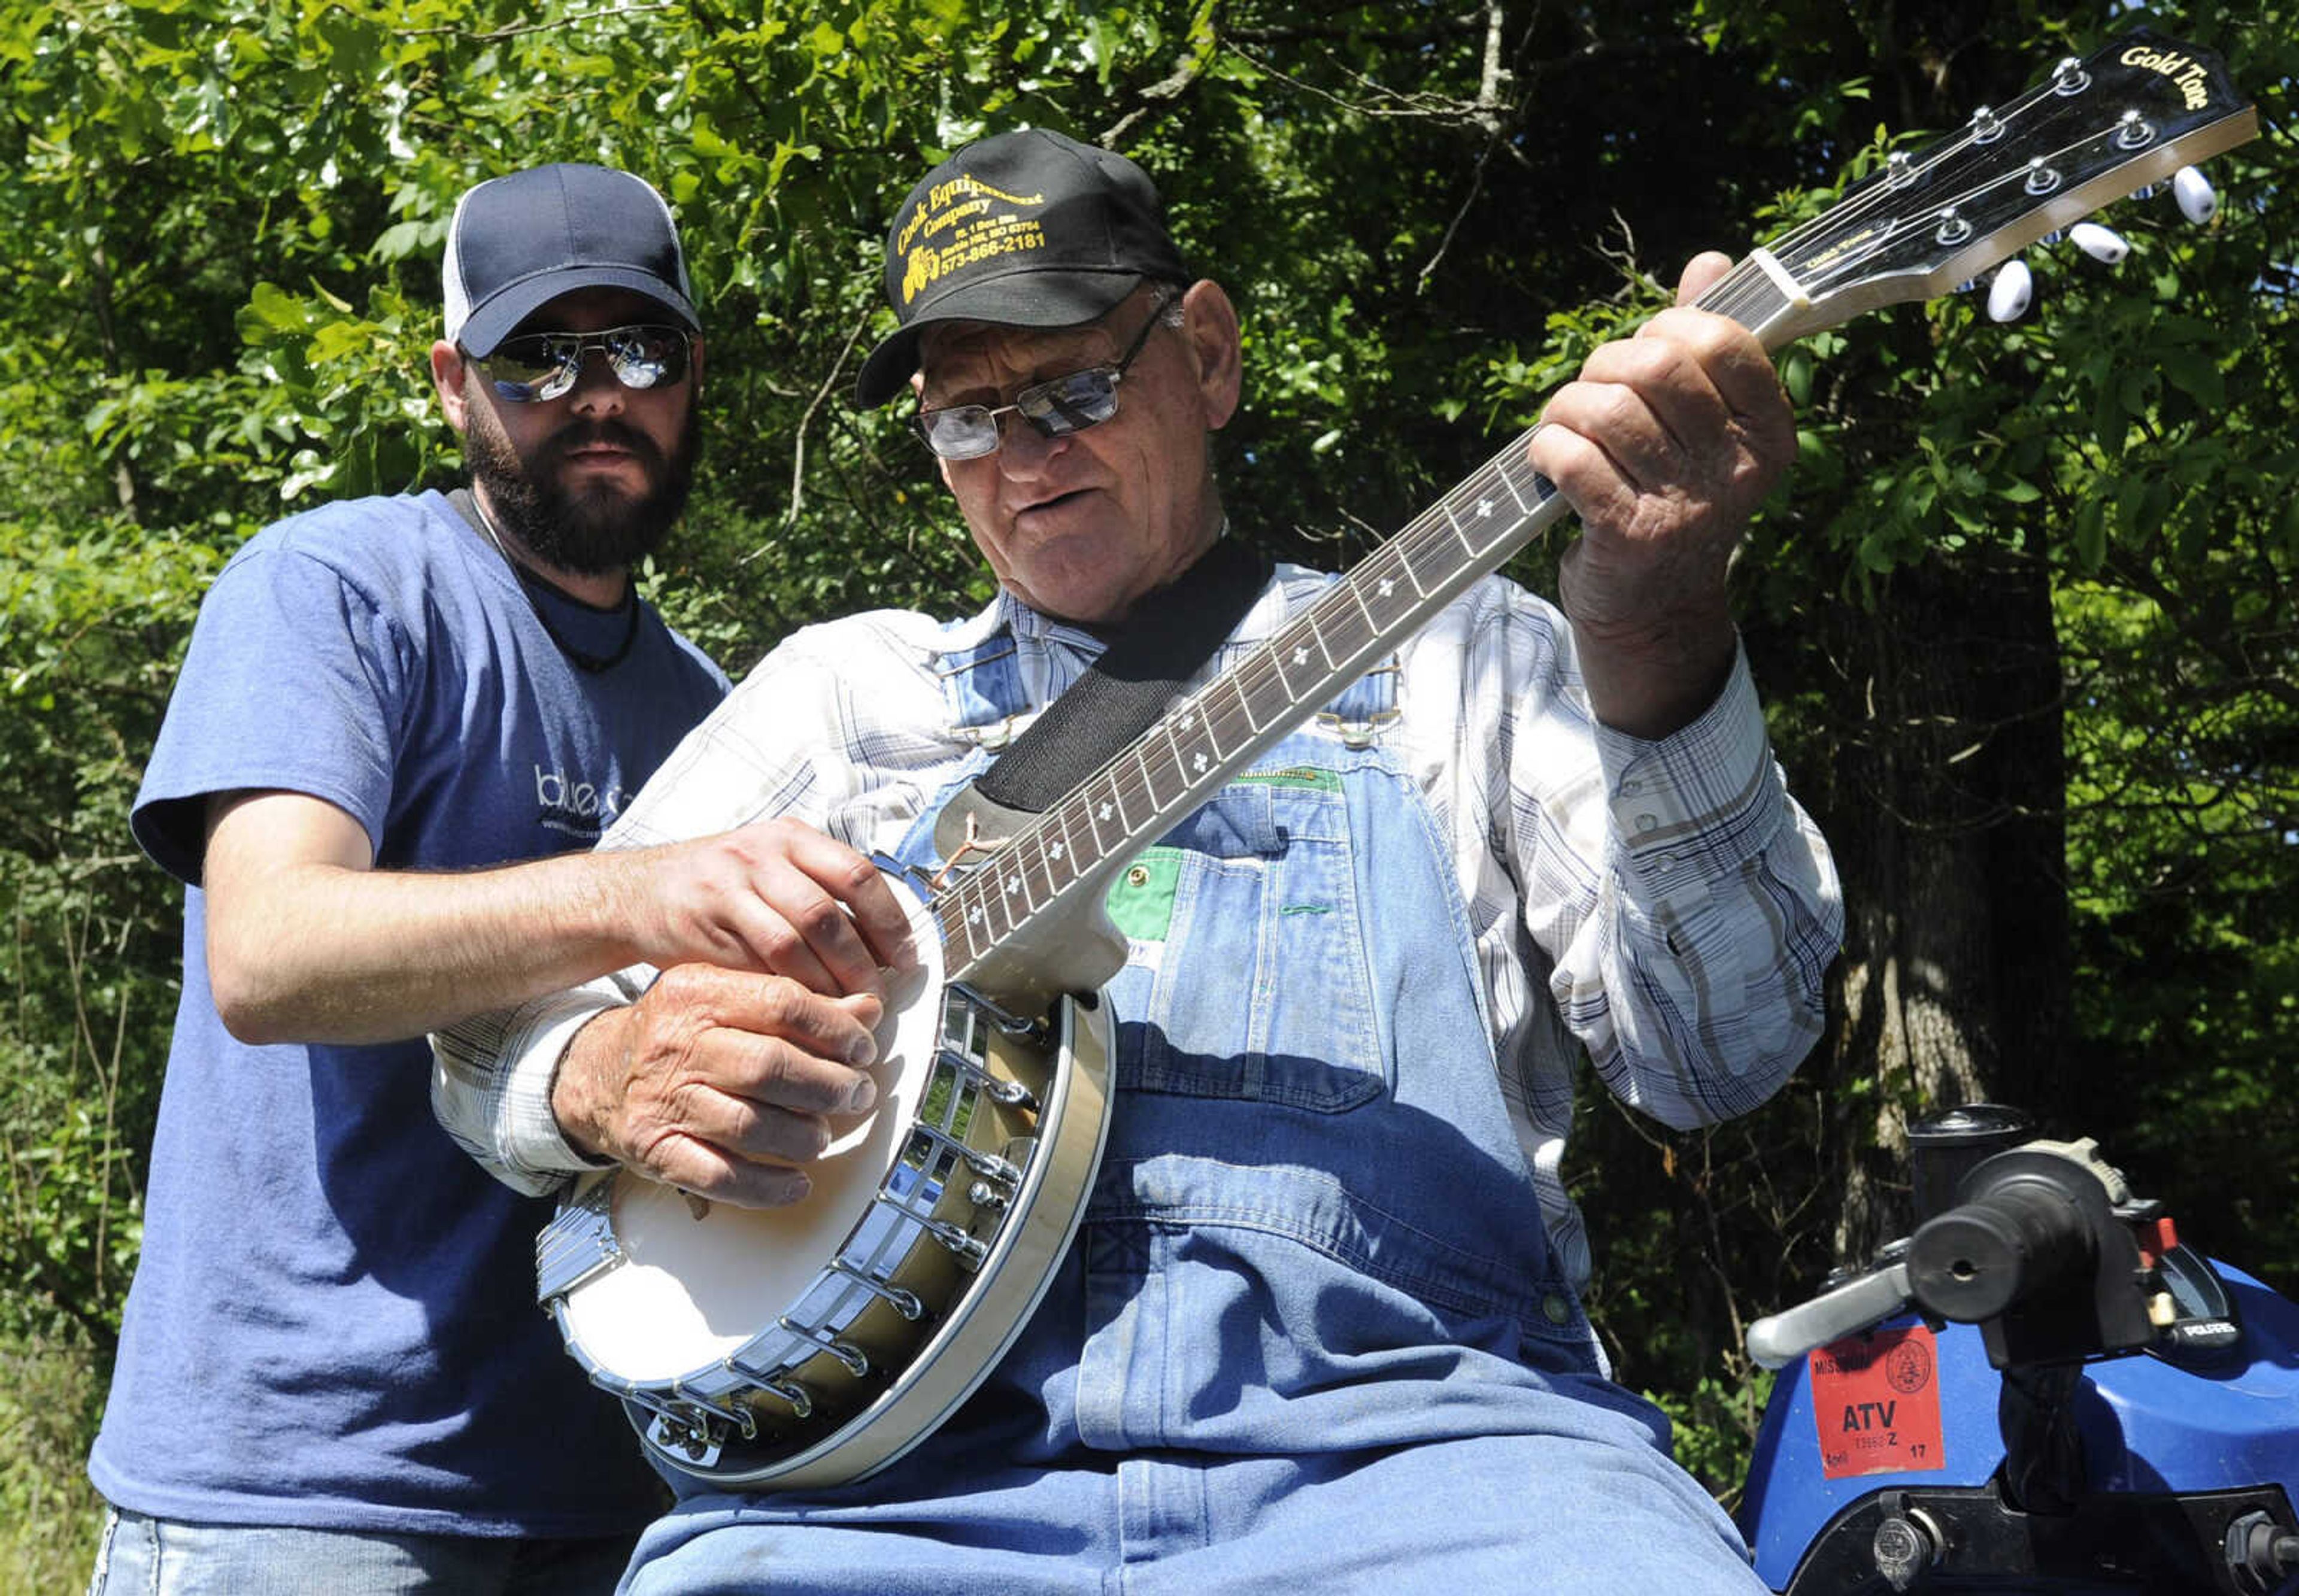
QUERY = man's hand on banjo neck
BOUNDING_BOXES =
[554,817,917,1209]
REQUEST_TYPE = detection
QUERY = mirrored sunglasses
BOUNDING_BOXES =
[471,324,692,403]
[913,289,1173,461]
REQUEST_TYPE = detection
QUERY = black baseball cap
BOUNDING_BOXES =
[855,129,1190,407]
[442,163,699,357]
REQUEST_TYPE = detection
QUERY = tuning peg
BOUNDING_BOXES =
[2173,165,2219,224]
[2128,182,2160,201]
[2038,229,2064,246]
[1987,260,2034,323]
[2071,223,2130,265]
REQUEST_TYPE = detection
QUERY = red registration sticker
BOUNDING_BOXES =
[1806,1322,1945,1480]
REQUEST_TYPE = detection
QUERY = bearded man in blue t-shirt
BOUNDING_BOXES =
[84,163,914,1595]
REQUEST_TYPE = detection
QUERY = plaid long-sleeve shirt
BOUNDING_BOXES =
[433,564,1840,1292]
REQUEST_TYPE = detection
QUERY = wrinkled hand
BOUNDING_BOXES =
[553,963,885,1208]
[612,818,917,999]
[1530,252,1798,737]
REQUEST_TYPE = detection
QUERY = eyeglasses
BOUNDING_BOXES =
[468,324,693,404]
[913,289,1174,461]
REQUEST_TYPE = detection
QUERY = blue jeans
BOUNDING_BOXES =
[624,1429,1761,1594]
[87,1508,635,1596]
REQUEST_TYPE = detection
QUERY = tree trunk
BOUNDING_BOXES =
[1806,544,2071,1261]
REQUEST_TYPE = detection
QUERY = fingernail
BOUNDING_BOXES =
[845,1029,879,1067]
[846,1074,878,1112]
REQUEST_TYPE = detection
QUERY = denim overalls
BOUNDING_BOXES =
[621,620,1763,1595]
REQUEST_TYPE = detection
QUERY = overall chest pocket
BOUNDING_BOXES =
[1101,771,1385,1112]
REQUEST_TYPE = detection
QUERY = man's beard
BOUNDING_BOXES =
[463,396,700,576]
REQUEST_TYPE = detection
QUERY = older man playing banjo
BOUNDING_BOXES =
[436,128,1839,1593]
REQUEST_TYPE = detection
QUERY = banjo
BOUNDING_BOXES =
[533,30,2255,1491]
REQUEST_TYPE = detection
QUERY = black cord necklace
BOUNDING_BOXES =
[454,488,641,674]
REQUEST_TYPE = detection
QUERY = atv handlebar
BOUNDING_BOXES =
[1746,1134,2153,1372]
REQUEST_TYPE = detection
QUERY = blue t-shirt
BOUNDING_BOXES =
[89,490,729,1535]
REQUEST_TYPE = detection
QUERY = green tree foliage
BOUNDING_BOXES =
[1,0,2292,1576]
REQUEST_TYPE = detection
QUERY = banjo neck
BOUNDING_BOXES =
[926,430,1569,1002]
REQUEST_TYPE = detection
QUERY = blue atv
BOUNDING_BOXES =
[1737,1105,2299,1594]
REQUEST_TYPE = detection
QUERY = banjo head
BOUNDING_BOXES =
[533,882,1115,1488]
[550,936,946,1383]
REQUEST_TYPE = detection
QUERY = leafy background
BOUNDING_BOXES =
[1,0,2292,1585]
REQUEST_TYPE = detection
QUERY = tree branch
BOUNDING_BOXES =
[765,303,877,542]
[391,2,677,41]
[1101,29,1217,146]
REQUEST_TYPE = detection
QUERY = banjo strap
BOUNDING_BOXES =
[972,534,1272,817]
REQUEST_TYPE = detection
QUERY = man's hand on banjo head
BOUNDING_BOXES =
[615,816,917,999]
[559,823,913,1209]
[554,964,885,1209]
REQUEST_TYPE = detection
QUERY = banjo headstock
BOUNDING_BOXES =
[1742,29,2257,347]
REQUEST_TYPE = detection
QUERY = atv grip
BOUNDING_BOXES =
[1906,1175,2095,1322]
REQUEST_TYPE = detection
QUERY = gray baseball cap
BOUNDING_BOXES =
[442,163,699,356]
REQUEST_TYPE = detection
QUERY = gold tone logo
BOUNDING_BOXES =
[2122,44,2211,111]
[1801,223,1889,275]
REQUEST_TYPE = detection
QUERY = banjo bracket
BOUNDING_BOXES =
[534,1180,625,1309]
[949,981,1052,1048]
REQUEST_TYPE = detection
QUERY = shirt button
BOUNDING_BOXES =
[1619,778,1642,797]
[1634,813,1659,833]
[1542,1293,1572,1325]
